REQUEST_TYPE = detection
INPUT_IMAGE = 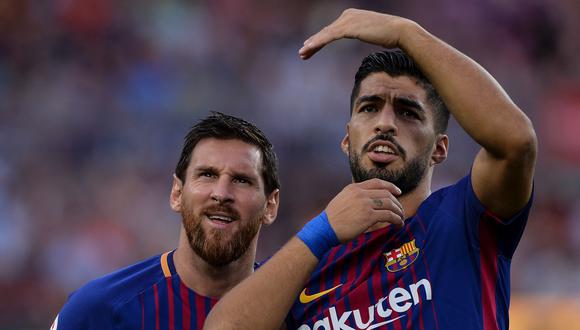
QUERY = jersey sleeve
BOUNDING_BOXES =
[54,281,115,329]
[461,174,534,258]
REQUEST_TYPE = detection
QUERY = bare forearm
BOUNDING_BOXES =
[398,22,536,158]
[397,21,536,215]
[204,237,318,329]
[205,179,404,329]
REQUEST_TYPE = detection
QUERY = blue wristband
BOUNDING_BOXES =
[297,211,340,260]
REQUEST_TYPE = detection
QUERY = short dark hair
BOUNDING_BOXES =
[175,112,279,195]
[350,49,450,134]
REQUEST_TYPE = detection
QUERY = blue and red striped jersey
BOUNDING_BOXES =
[53,250,218,330]
[288,175,532,330]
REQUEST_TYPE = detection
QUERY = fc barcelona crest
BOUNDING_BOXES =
[383,239,420,272]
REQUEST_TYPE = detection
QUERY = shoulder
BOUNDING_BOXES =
[424,175,472,207]
[415,175,482,223]
[55,253,165,329]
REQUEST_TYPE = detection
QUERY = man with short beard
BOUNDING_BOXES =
[52,112,280,329]
[205,8,537,330]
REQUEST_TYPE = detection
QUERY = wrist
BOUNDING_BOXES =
[297,211,340,260]
[396,19,427,51]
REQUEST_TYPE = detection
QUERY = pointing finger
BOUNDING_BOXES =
[298,25,339,59]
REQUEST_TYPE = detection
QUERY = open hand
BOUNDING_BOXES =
[298,9,415,60]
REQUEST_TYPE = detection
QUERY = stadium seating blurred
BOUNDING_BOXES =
[0,0,578,328]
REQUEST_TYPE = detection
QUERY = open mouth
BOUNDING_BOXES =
[204,207,240,227]
[366,140,400,164]
[207,214,235,224]
[371,144,396,155]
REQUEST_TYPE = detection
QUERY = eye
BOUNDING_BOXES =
[399,108,420,120]
[359,105,378,113]
[233,177,252,185]
[199,171,216,178]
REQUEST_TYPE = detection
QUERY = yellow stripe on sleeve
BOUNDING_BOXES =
[160,251,171,278]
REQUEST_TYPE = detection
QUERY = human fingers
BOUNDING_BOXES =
[368,194,404,221]
[368,189,404,210]
[298,8,365,59]
[358,178,402,196]
[371,209,406,227]
[298,25,339,60]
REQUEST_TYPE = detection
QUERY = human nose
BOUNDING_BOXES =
[210,177,234,204]
[374,106,397,135]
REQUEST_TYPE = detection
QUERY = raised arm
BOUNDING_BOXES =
[203,179,404,329]
[300,9,537,218]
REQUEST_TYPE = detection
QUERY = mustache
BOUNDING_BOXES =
[362,133,406,157]
[203,204,241,221]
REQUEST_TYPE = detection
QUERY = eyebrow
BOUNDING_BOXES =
[194,166,257,181]
[394,96,425,113]
[194,166,216,172]
[355,95,385,107]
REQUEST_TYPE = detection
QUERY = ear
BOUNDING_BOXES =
[431,134,449,166]
[340,124,350,155]
[262,189,280,226]
[169,174,183,212]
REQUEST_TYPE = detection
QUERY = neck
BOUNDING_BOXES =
[173,228,257,298]
[399,180,431,219]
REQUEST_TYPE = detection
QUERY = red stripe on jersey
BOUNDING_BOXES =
[386,262,403,330]
[404,227,424,330]
[153,283,160,330]
[391,235,411,330]
[327,246,342,288]
[166,278,175,330]
[416,215,440,330]
[353,234,374,329]
[344,241,358,292]
[317,256,327,317]
[314,244,342,319]
[210,298,218,308]
[479,213,499,330]
[140,293,145,330]
[180,282,191,330]
[195,289,205,329]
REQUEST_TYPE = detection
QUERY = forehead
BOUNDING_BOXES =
[189,138,263,175]
[356,72,429,105]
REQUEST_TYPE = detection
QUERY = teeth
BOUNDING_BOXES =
[373,145,394,154]
[209,215,233,222]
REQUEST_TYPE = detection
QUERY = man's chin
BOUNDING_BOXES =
[197,242,238,267]
[369,161,400,171]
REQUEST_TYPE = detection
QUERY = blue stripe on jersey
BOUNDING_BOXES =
[340,241,354,314]
[189,288,199,329]
[288,175,532,330]
[415,213,441,330]
[170,278,183,330]
[404,225,425,330]
[56,250,220,330]
[158,280,169,330]
[141,285,157,330]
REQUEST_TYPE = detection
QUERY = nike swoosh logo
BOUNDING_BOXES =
[299,284,343,304]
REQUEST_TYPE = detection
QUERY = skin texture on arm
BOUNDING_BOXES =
[299,9,537,218]
[203,179,403,329]
[204,236,317,330]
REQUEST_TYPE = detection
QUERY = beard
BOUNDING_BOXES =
[349,133,431,195]
[181,203,263,267]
